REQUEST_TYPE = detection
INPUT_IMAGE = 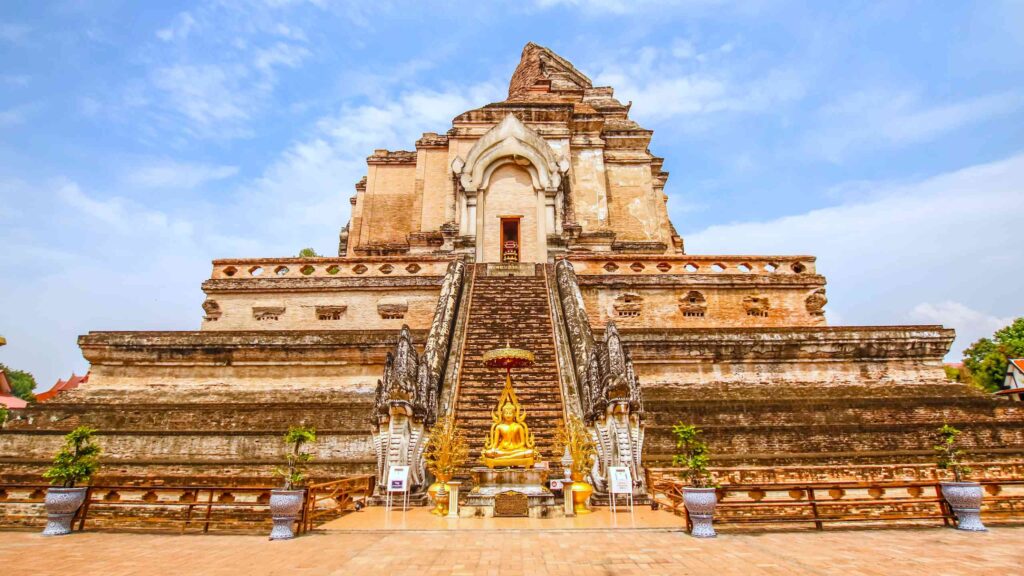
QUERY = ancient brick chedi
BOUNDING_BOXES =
[3,43,1022,489]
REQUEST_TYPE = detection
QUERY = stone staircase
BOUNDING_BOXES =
[453,264,565,465]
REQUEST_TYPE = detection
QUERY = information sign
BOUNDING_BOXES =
[608,466,633,495]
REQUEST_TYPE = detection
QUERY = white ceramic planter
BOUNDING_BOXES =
[941,481,987,531]
[269,489,306,540]
[683,487,718,538]
[42,487,88,536]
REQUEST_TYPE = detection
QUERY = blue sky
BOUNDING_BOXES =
[1,1,1022,389]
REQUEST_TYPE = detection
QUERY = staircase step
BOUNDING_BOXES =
[453,267,565,458]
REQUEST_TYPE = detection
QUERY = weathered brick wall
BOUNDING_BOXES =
[358,157,417,247]
[1,393,377,483]
[201,287,441,331]
[0,331,414,485]
[581,284,827,329]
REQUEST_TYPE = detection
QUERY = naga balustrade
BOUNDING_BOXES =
[646,465,1024,533]
[298,474,375,534]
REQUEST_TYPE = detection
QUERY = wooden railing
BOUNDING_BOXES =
[646,467,1024,533]
[0,474,375,535]
[299,474,375,534]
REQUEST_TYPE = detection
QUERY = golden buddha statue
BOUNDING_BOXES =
[481,374,537,468]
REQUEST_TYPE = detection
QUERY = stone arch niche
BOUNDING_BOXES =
[452,114,569,263]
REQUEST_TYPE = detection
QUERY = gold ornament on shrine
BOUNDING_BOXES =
[480,344,537,469]
[423,414,469,516]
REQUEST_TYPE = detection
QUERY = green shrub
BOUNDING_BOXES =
[672,423,712,488]
[43,426,102,488]
[274,426,317,490]
[935,424,972,482]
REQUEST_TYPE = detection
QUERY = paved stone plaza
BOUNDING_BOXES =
[0,526,1020,575]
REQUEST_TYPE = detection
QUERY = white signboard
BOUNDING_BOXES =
[608,466,633,495]
[549,479,564,491]
[387,465,410,493]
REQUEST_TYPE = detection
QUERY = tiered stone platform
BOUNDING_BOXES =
[0,331,407,484]
[616,327,1024,466]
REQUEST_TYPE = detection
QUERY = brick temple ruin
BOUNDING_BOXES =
[3,43,1022,493]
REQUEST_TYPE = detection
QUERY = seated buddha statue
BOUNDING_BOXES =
[482,397,537,468]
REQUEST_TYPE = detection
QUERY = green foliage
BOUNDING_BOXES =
[0,405,8,426]
[943,365,961,382]
[934,424,971,482]
[0,363,37,402]
[962,317,1024,393]
[274,425,317,490]
[671,423,713,488]
[297,247,320,257]
[43,426,102,488]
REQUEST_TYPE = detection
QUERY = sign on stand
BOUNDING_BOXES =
[385,465,410,512]
[607,466,634,516]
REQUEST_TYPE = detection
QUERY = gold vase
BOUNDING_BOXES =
[427,475,450,516]
[570,471,593,515]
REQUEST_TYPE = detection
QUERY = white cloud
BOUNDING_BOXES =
[156,12,197,42]
[533,0,737,14]
[0,103,38,126]
[686,153,1024,359]
[590,42,804,123]
[809,89,1024,162]
[58,181,194,237]
[1,74,29,87]
[122,159,239,189]
[230,81,504,252]
[149,64,254,136]
[0,23,30,44]
[910,302,1014,353]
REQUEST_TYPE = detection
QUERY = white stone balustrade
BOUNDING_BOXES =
[209,257,452,280]
[566,255,817,276]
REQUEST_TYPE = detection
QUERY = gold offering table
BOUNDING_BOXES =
[461,344,560,518]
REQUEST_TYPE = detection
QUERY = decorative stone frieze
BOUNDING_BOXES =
[743,296,770,318]
[612,293,642,318]
[377,298,409,320]
[806,288,828,316]
[201,299,221,322]
[679,291,707,318]
[252,307,284,321]
[315,305,347,321]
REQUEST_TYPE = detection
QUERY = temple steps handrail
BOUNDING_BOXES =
[543,263,584,421]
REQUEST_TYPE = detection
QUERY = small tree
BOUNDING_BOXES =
[424,414,469,481]
[0,405,8,427]
[556,414,597,477]
[275,426,316,490]
[1,363,37,402]
[298,247,320,258]
[962,317,1024,392]
[935,424,972,482]
[672,423,712,488]
[43,426,102,488]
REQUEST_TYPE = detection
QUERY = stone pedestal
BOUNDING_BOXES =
[462,467,559,518]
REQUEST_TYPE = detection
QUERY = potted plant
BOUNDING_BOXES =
[673,423,716,538]
[556,414,597,514]
[270,425,316,540]
[423,414,469,516]
[41,426,101,536]
[935,424,986,531]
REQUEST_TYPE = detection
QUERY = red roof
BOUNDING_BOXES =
[0,372,27,409]
[1010,359,1024,372]
[36,373,88,402]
